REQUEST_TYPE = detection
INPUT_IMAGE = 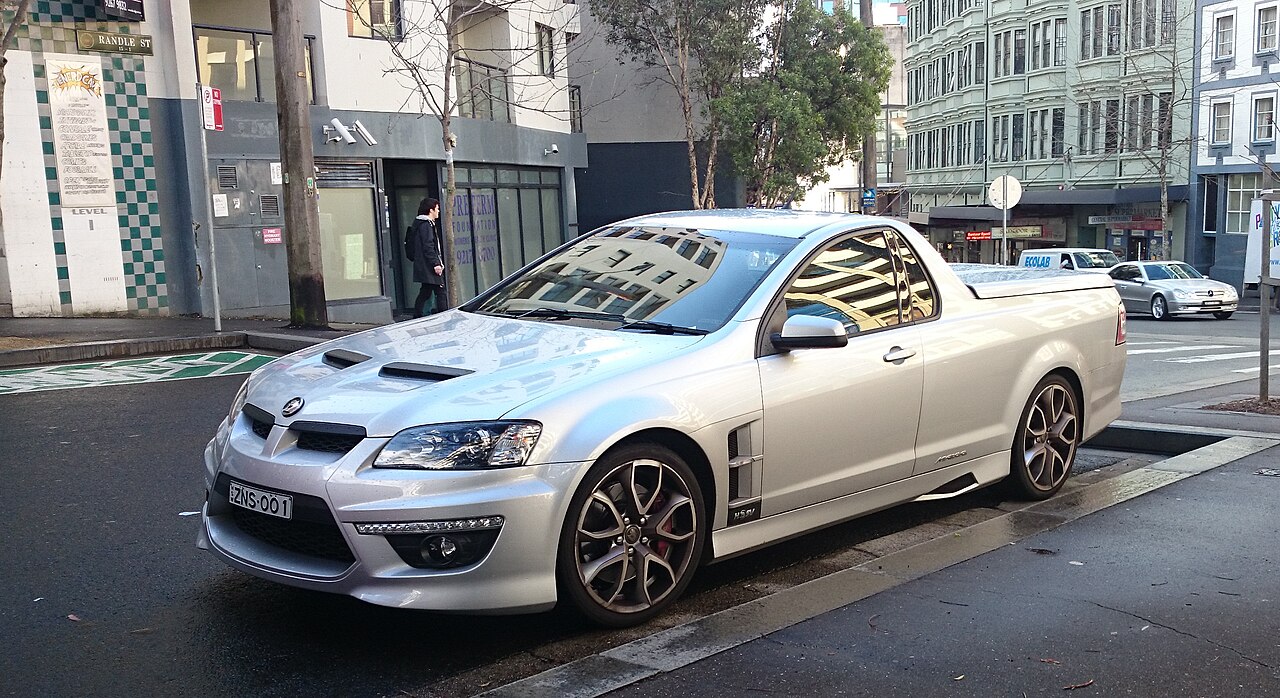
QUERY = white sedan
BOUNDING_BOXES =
[199,210,1125,626]
[1108,260,1239,320]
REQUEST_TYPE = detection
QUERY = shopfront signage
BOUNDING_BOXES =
[966,225,1043,241]
[100,0,144,21]
[77,30,152,55]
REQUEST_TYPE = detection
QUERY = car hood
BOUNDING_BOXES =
[1148,278,1237,294]
[244,311,706,436]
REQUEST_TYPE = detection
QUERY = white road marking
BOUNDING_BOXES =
[1128,344,1239,355]
[1158,349,1280,364]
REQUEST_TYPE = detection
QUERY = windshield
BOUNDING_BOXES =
[1071,250,1122,269]
[469,225,799,332]
[1146,262,1204,281]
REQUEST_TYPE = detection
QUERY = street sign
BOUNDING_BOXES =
[861,187,876,210]
[987,175,1022,210]
[199,84,223,132]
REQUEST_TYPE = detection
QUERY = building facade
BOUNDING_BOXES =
[0,0,585,321]
[903,0,1194,265]
[1191,0,1280,288]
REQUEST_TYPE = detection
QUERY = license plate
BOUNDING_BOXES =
[1203,300,1221,306]
[228,480,293,520]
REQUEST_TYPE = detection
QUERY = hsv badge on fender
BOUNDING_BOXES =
[199,209,1126,626]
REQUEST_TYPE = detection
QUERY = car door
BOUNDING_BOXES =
[1108,264,1145,313]
[757,229,924,516]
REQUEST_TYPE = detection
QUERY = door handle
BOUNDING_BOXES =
[882,346,916,364]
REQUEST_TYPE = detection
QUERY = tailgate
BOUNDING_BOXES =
[950,264,1116,299]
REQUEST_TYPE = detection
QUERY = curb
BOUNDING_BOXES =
[0,332,328,368]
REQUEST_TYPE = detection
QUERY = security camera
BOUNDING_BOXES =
[352,120,377,146]
[324,118,356,144]
[544,143,559,156]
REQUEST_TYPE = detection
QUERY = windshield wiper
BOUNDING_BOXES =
[616,319,709,335]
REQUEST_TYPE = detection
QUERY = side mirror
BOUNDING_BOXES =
[770,315,849,352]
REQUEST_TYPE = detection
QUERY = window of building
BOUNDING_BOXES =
[1078,104,1090,154]
[974,118,986,162]
[1140,94,1154,149]
[975,40,986,81]
[537,24,555,77]
[1227,173,1264,233]
[1128,0,1143,48]
[994,31,1006,77]
[1105,98,1121,153]
[1107,4,1122,54]
[1203,175,1220,233]
[1126,95,1140,150]
[1160,0,1175,44]
[1080,9,1092,57]
[1215,14,1236,59]
[1260,6,1279,52]
[194,26,316,103]
[1090,101,1102,153]
[1144,0,1158,46]
[1093,6,1105,57]
[1158,91,1172,149]
[1211,100,1232,144]
[1013,28,1027,74]
[1054,18,1068,64]
[1012,113,1025,160]
[456,57,511,123]
[569,85,583,133]
[1031,22,1043,70]
[1254,94,1276,141]
[347,0,400,39]
[1052,108,1065,157]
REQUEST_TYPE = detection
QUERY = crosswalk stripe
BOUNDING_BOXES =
[1127,344,1239,355]
[1158,349,1280,364]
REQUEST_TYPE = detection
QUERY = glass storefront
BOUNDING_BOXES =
[317,188,382,301]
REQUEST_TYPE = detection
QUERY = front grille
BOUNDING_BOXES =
[230,508,355,563]
[296,430,364,454]
[215,474,355,564]
[249,416,273,440]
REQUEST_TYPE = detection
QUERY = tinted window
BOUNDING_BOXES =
[1109,265,1141,281]
[471,226,797,331]
[784,231,901,334]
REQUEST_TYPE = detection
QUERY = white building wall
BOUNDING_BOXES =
[0,50,62,316]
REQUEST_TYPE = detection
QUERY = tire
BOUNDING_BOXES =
[1150,295,1169,320]
[1213,311,1234,320]
[556,443,705,627]
[1007,375,1081,501]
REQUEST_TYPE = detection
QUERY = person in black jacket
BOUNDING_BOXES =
[406,197,445,317]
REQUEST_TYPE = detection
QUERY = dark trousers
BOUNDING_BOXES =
[413,283,444,318]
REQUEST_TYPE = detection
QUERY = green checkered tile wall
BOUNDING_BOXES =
[11,1,168,315]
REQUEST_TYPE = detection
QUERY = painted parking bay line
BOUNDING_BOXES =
[1127,344,1239,355]
[0,352,274,395]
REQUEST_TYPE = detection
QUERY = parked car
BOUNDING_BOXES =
[1018,248,1121,271]
[199,210,1127,627]
[1107,260,1238,320]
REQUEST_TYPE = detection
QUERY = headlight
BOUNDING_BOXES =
[227,379,249,423]
[1172,288,1192,299]
[374,421,543,470]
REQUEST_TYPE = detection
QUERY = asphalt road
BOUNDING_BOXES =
[1122,311,1280,401]
[0,373,1146,697]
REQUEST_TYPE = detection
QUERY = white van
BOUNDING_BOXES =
[1018,248,1121,271]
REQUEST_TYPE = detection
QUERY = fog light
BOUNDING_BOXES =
[423,534,477,565]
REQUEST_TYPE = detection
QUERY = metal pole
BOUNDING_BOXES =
[1001,178,1009,265]
[197,87,222,333]
[1262,194,1274,401]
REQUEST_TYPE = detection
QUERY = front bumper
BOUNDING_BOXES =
[1167,297,1238,315]
[198,415,584,613]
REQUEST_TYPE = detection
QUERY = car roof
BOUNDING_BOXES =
[602,209,891,239]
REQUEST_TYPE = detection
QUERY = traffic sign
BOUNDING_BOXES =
[200,84,223,132]
[987,175,1022,210]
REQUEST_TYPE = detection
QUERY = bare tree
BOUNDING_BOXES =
[338,0,580,308]
[1,0,34,236]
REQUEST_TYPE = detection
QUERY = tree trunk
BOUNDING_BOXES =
[268,0,329,328]
[439,29,462,309]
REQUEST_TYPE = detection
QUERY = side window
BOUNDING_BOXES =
[784,230,901,334]
[887,228,938,320]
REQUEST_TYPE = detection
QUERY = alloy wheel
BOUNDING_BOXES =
[1017,379,1079,495]
[571,456,700,618]
[1151,295,1168,320]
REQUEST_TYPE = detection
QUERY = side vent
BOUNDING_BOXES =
[259,194,281,218]
[217,165,239,190]
[380,362,474,381]
[323,349,371,369]
[726,424,761,526]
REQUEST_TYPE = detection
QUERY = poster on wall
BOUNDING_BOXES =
[101,0,144,21]
[46,54,116,208]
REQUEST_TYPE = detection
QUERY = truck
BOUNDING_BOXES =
[199,209,1128,627]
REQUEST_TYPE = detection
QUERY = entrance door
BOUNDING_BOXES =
[1127,235,1148,261]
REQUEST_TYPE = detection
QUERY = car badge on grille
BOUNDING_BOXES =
[281,397,304,417]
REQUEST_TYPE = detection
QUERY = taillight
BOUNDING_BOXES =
[1116,304,1127,345]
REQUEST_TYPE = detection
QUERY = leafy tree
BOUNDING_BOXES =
[586,0,765,209]
[717,0,890,208]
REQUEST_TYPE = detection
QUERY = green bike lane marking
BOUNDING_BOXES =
[0,352,275,395]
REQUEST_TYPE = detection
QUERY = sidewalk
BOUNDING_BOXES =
[485,385,1280,698]
[0,315,380,367]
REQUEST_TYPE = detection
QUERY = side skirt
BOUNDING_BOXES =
[708,452,1011,562]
